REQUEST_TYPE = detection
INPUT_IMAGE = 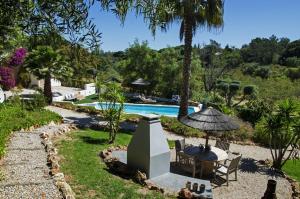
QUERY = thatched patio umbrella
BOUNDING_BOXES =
[131,78,150,94]
[131,78,150,86]
[180,107,239,150]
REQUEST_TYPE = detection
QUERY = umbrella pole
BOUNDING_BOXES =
[205,132,209,148]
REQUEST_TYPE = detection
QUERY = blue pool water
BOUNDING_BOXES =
[84,102,196,117]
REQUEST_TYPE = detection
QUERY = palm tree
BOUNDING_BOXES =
[99,0,224,118]
[25,46,73,104]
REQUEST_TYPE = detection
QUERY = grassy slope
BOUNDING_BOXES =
[0,105,62,157]
[230,67,300,101]
[56,129,174,199]
[283,160,300,182]
[75,94,98,104]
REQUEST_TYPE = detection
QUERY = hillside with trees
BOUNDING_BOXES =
[92,36,300,127]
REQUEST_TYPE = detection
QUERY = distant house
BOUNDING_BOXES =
[30,75,61,88]
[29,75,96,102]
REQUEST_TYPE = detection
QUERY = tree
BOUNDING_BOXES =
[120,40,160,94]
[280,39,300,67]
[216,80,256,107]
[261,99,300,170]
[0,1,28,51]
[98,0,224,118]
[157,47,182,98]
[200,40,227,93]
[25,46,73,104]
[0,0,101,51]
[241,35,289,65]
[99,82,125,144]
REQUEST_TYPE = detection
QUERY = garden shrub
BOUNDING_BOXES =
[229,82,240,93]
[160,116,204,137]
[237,99,272,126]
[0,67,16,90]
[254,66,270,79]
[242,63,258,75]
[200,92,225,108]
[253,119,269,146]
[284,56,300,67]
[242,63,271,79]
[286,67,300,80]
[22,92,47,111]
[243,85,256,95]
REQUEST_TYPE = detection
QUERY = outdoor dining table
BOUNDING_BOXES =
[183,145,228,177]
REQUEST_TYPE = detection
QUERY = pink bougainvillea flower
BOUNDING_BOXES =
[8,47,27,67]
[0,67,16,90]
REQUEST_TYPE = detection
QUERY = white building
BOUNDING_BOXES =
[29,75,96,102]
[30,75,61,88]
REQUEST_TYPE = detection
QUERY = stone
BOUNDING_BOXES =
[60,182,75,198]
[145,181,163,192]
[53,173,65,182]
[134,170,147,185]
[47,147,58,154]
[100,149,111,159]
[178,188,192,199]
[49,121,56,126]
[65,194,76,199]
[40,132,49,139]
[109,160,130,176]
[258,159,272,166]
[48,154,60,163]
[51,168,60,175]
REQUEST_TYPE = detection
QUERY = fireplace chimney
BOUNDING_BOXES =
[127,114,170,179]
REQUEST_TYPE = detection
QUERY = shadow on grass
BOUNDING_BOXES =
[79,135,108,145]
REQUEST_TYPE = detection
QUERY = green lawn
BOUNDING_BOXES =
[75,94,98,104]
[56,129,174,199]
[283,160,300,182]
[0,104,62,157]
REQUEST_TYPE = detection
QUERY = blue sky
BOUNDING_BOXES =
[89,0,300,52]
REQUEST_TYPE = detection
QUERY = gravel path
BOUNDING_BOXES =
[0,124,71,199]
[166,132,293,199]
[46,106,98,127]
[47,106,293,199]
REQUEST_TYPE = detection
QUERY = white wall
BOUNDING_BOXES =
[30,75,61,88]
[84,83,96,96]
[51,79,61,87]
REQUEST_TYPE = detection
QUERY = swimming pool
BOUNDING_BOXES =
[82,102,197,117]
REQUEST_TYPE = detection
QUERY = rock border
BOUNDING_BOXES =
[99,146,166,194]
[283,173,300,199]
[258,159,300,199]
[40,123,77,199]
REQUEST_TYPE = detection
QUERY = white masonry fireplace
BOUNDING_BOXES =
[127,114,170,179]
